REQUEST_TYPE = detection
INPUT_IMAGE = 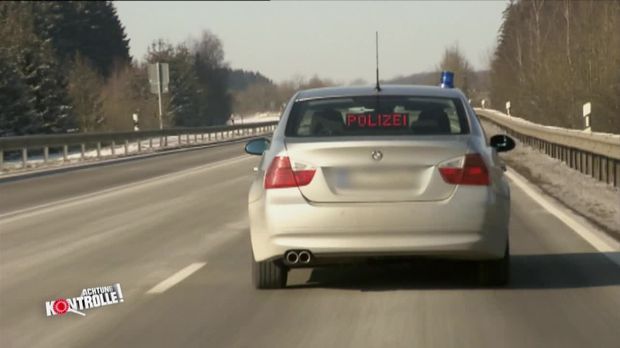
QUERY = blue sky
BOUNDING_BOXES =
[115,1,508,83]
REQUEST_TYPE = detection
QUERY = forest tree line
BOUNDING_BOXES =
[0,1,242,136]
[4,1,613,136]
[0,1,335,136]
[490,0,620,132]
[388,1,619,133]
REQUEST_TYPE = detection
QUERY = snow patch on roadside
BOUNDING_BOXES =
[482,120,620,238]
[227,112,280,125]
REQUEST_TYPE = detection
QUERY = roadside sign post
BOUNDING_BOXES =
[583,102,591,132]
[132,113,139,131]
[148,63,169,129]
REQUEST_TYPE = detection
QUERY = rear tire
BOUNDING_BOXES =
[252,258,288,289]
[478,243,510,287]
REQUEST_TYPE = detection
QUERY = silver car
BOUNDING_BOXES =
[245,85,515,289]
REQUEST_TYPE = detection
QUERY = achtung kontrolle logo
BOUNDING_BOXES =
[45,283,124,317]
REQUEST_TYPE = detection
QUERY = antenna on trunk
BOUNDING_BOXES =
[375,31,381,92]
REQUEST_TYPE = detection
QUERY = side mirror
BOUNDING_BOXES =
[244,138,270,156]
[490,134,516,153]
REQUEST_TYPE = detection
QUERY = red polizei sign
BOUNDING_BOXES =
[345,113,409,128]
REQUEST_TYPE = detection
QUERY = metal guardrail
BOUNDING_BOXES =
[475,108,620,187]
[0,121,278,171]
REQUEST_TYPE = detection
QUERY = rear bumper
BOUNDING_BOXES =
[249,186,509,262]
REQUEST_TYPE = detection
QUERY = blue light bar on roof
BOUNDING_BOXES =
[440,71,454,88]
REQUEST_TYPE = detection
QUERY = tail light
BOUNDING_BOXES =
[264,156,316,189]
[439,153,490,186]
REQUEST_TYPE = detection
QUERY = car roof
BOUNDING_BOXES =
[295,85,465,101]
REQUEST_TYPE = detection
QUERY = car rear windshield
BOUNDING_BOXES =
[285,96,469,137]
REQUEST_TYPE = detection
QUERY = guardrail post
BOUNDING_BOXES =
[80,144,85,160]
[194,134,197,143]
[164,136,168,147]
[605,158,614,185]
[208,132,211,141]
[601,157,608,184]
[96,142,101,159]
[111,141,116,156]
[43,146,49,163]
[0,148,3,171]
[63,145,68,162]
[611,160,616,186]
[613,160,620,187]
[563,146,568,163]
[149,138,153,149]
[22,147,27,168]
[178,135,182,146]
[124,140,129,155]
[138,139,142,153]
[201,133,205,142]
[187,134,190,144]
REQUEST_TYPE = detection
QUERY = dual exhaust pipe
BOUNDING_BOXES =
[284,250,312,265]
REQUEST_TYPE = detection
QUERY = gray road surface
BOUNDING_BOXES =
[1,141,619,348]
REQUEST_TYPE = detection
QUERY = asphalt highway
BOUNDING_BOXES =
[1,140,619,348]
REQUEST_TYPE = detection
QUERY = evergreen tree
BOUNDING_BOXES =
[0,2,74,134]
[28,1,131,78]
[146,39,203,127]
[68,54,104,131]
[227,69,273,92]
[0,49,36,136]
[167,45,204,127]
[190,31,232,126]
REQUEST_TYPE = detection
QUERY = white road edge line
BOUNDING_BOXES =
[506,168,618,254]
[146,262,207,294]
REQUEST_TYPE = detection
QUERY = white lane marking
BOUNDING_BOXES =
[506,168,619,254]
[146,262,207,294]
[0,155,255,224]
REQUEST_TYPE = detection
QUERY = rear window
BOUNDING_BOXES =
[285,96,469,137]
